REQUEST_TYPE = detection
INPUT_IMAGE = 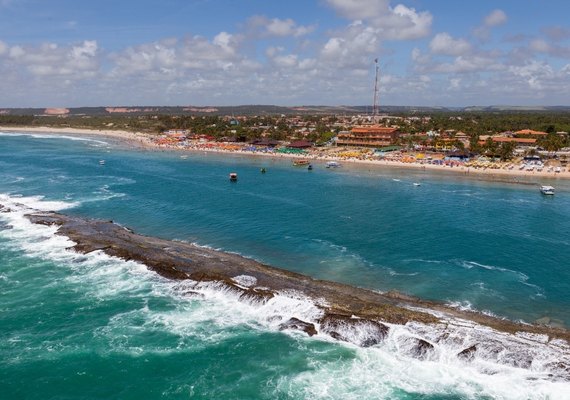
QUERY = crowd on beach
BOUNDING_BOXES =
[2,125,569,180]
[149,134,570,179]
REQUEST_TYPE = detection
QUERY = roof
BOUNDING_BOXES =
[491,137,537,143]
[352,126,398,134]
[374,145,402,152]
[287,140,314,148]
[514,129,547,136]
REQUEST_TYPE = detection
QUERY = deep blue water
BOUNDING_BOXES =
[1,131,569,399]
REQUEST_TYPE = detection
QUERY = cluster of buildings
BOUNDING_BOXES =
[157,115,568,159]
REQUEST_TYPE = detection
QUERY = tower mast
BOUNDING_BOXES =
[372,58,379,120]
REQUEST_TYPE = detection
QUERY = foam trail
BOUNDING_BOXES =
[0,131,109,146]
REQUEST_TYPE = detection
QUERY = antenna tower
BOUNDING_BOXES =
[372,58,380,119]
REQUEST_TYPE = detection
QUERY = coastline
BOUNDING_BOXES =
[2,125,570,182]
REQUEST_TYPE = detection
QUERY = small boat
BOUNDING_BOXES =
[260,168,266,174]
[99,160,105,165]
[293,160,310,166]
[229,172,238,182]
[413,182,421,187]
[540,185,555,195]
[307,164,313,171]
[326,161,341,168]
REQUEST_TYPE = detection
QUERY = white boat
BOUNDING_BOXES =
[413,182,421,187]
[229,172,238,182]
[540,185,555,195]
[326,161,341,168]
[99,160,105,165]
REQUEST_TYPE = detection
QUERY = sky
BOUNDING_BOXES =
[1,0,570,108]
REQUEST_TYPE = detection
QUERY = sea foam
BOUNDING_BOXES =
[1,193,569,399]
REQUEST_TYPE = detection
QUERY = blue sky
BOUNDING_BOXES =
[1,0,569,107]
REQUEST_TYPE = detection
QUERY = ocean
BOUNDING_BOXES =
[1,131,569,399]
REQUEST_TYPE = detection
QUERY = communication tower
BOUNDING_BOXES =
[372,58,380,120]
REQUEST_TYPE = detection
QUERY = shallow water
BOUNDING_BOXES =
[1,131,569,399]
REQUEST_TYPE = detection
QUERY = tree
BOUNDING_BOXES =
[498,142,516,161]
[483,137,498,156]
[540,132,564,153]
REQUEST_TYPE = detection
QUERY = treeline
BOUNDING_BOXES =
[404,112,570,135]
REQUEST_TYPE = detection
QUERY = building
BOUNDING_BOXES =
[337,125,400,147]
[514,129,547,137]
[478,137,537,147]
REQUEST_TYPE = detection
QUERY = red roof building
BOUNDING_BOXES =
[337,126,400,147]
[514,129,547,136]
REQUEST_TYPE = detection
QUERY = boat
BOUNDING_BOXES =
[307,164,313,171]
[260,168,266,173]
[413,182,421,187]
[540,185,555,195]
[99,160,105,165]
[326,161,341,168]
[229,172,238,182]
[293,160,310,166]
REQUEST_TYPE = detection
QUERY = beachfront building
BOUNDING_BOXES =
[336,125,400,147]
[478,137,537,147]
[514,129,548,137]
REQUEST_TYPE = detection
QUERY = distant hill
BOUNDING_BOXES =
[1,104,570,116]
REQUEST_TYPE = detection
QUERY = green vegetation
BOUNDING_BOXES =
[2,110,570,157]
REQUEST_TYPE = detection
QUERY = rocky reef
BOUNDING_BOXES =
[18,210,570,380]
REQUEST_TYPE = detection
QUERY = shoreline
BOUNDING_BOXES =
[2,125,570,182]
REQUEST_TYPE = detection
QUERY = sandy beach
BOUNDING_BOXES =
[2,125,570,182]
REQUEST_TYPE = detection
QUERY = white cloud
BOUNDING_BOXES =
[320,24,379,69]
[247,16,315,38]
[3,40,99,77]
[529,39,551,53]
[429,33,472,56]
[273,54,298,68]
[325,0,432,40]
[484,9,507,27]
[266,18,314,37]
[474,9,507,40]
[0,40,7,55]
[529,39,570,59]
[111,41,177,77]
[541,26,570,41]
[509,60,553,90]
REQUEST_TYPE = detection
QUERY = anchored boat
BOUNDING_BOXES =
[293,160,310,167]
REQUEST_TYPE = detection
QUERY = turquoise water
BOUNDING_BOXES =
[1,131,569,399]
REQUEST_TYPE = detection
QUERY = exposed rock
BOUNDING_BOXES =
[175,289,205,299]
[238,287,275,304]
[279,317,318,337]
[18,210,570,355]
[501,352,533,369]
[544,362,570,381]
[319,313,389,347]
[413,338,434,360]
[457,344,478,361]
[535,316,551,325]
